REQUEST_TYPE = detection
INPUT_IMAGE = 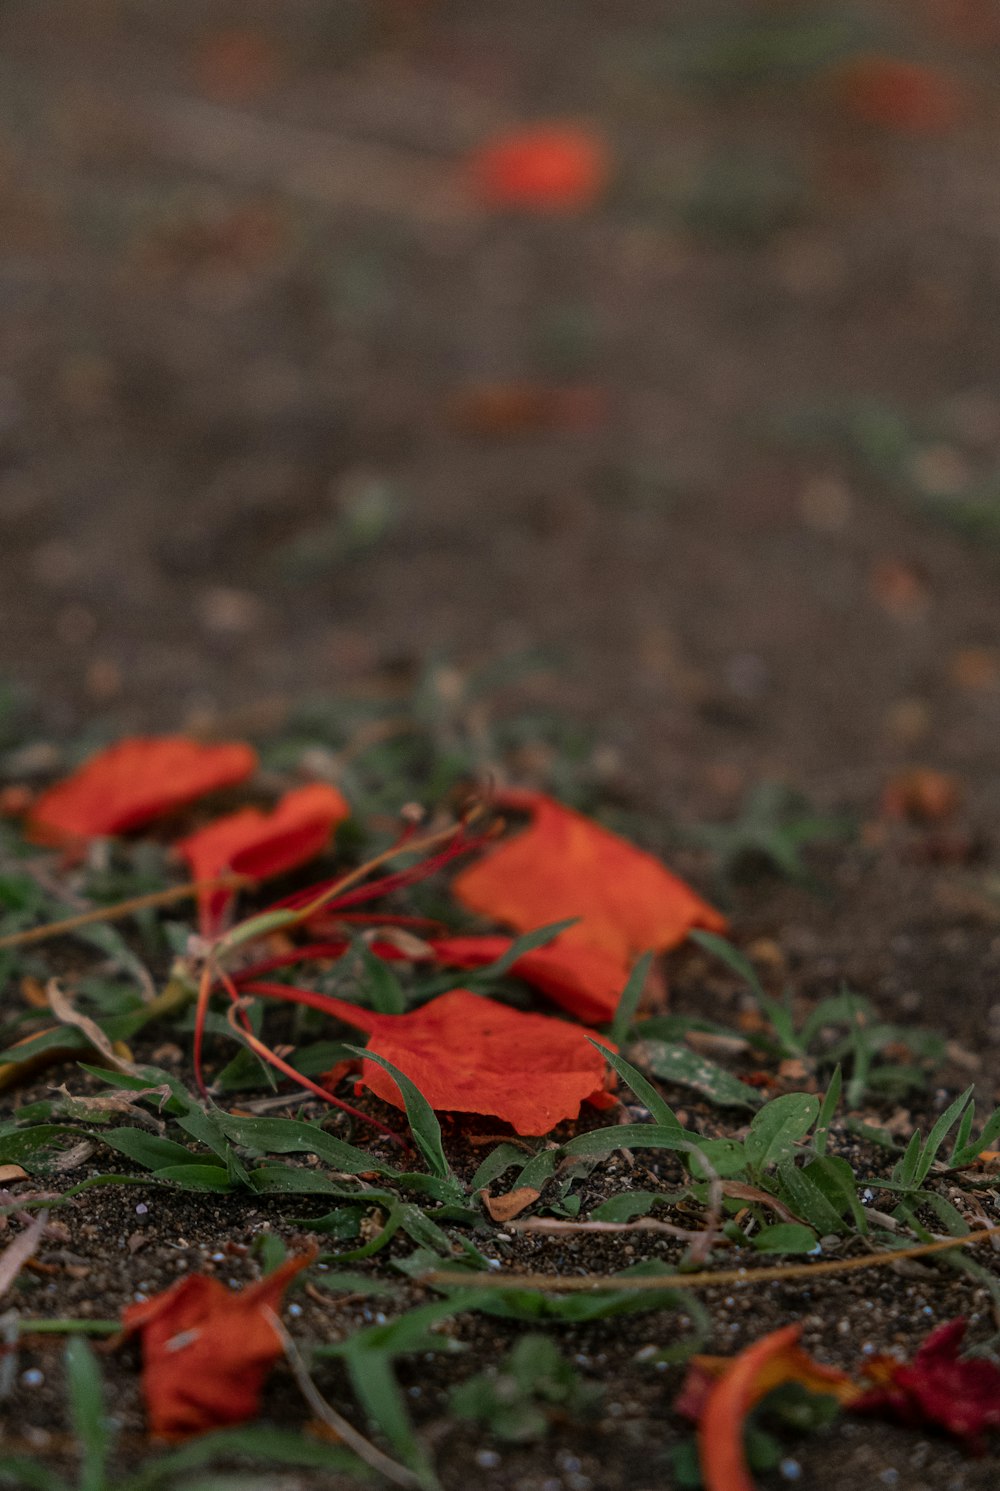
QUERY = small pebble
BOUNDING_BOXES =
[21,1369,44,1388]
[475,1450,500,1469]
[135,1204,149,1216]
[780,1460,802,1481]
[287,1303,302,1318]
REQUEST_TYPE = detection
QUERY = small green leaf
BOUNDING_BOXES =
[0,1126,87,1166]
[150,1164,234,1191]
[591,1191,669,1223]
[359,943,407,1014]
[774,1159,845,1235]
[470,1143,532,1193]
[214,1113,387,1175]
[745,1093,820,1174]
[247,1165,354,1195]
[65,1338,109,1491]
[589,1040,684,1129]
[100,1130,194,1170]
[751,1223,818,1254]
[802,1156,867,1235]
[609,952,653,1048]
[813,1064,841,1158]
[345,1045,451,1181]
[637,1039,763,1109]
[914,1086,974,1187]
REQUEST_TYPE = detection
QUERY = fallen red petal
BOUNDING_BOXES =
[176,783,350,934]
[428,933,632,1024]
[831,56,961,133]
[28,737,257,845]
[452,790,725,964]
[676,1325,859,1491]
[121,1247,314,1439]
[467,124,610,211]
[852,1318,1000,1454]
[244,982,614,1136]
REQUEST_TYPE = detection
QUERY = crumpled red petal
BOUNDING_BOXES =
[852,1317,1000,1454]
[452,789,725,964]
[28,736,257,844]
[176,783,349,934]
[121,1248,314,1439]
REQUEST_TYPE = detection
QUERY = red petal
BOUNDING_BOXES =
[243,982,614,1136]
[452,791,725,964]
[121,1249,314,1439]
[28,737,257,845]
[832,56,961,133]
[853,1318,1000,1452]
[467,125,610,211]
[429,933,632,1024]
[677,1326,858,1491]
[176,783,349,933]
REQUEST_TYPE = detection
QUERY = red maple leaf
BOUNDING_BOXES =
[176,783,350,934]
[28,737,257,845]
[852,1318,1000,1454]
[244,981,615,1135]
[121,1248,314,1439]
[452,789,725,965]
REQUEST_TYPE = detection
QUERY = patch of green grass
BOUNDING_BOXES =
[451,1334,600,1442]
[777,398,1000,543]
[688,783,853,886]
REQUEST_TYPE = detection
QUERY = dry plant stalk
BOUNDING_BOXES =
[423,1224,1000,1293]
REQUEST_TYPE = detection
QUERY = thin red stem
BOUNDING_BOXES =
[241,980,386,1034]
[223,1003,405,1144]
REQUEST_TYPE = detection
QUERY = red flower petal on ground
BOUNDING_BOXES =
[427,934,632,1024]
[467,125,610,211]
[28,737,257,845]
[121,1248,314,1439]
[852,1318,1000,1454]
[676,1325,859,1491]
[176,783,350,934]
[244,982,614,1135]
[452,790,725,964]
[832,56,961,133]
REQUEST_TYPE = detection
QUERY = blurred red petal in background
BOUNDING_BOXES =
[176,783,350,934]
[467,124,610,211]
[452,789,725,965]
[832,55,961,133]
[28,737,257,845]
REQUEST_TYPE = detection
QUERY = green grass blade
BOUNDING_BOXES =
[347,1046,451,1181]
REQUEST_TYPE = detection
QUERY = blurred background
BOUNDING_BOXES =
[1,0,999,824]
